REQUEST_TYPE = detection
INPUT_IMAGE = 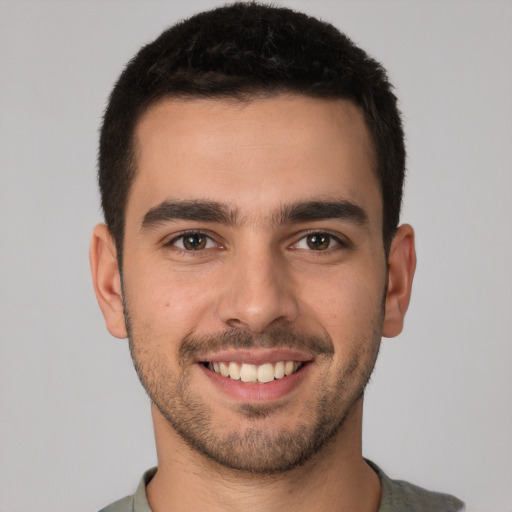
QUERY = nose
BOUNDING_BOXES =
[216,243,299,333]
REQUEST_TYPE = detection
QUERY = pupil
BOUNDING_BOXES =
[308,234,329,250]
[185,234,205,250]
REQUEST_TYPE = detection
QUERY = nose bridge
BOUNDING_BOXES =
[217,236,298,332]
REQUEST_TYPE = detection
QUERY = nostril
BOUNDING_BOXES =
[216,269,300,334]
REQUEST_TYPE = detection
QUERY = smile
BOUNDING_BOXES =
[197,349,313,401]
[206,361,304,383]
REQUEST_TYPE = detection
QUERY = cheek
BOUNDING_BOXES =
[307,272,384,379]
[123,260,217,338]
[299,267,385,335]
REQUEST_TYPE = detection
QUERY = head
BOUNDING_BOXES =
[91,3,415,475]
[99,2,405,266]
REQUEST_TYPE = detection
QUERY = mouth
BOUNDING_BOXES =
[203,360,305,384]
[197,350,313,402]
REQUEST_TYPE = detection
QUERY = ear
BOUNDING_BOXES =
[89,224,127,339]
[382,224,417,338]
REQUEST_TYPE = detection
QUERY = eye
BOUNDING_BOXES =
[294,232,342,251]
[169,232,216,251]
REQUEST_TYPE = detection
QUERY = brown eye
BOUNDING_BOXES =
[182,234,207,250]
[169,232,215,251]
[306,233,331,250]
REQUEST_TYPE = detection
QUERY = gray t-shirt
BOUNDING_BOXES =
[99,461,464,512]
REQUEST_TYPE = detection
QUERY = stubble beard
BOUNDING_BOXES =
[125,307,383,475]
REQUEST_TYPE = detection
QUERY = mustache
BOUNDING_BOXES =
[179,328,334,365]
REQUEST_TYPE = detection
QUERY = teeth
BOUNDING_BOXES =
[228,361,241,380]
[240,363,258,383]
[208,360,303,383]
[257,363,275,383]
[219,361,230,377]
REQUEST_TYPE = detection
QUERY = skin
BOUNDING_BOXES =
[90,95,416,512]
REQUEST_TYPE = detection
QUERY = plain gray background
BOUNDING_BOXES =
[1,1,511,511]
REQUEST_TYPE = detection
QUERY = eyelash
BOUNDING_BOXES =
[292,231,347,251]
[164,230,219,253]
[163,229,348,255]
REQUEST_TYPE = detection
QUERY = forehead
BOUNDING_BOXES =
[127,95,381,229]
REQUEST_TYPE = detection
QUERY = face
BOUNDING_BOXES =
[92,95,414,474]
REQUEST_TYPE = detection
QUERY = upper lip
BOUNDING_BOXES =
[198,349,314,366]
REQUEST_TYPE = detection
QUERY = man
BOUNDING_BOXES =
[90,3,464,511]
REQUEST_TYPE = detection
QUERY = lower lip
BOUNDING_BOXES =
[198,363,311,402]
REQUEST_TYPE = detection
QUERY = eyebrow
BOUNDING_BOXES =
[276,200,369,226]
[140,198,369,231]
[141,200,238,230]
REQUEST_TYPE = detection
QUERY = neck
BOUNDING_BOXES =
[146,400,381,512]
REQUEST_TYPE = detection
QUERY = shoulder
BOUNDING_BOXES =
[367,460,465,512]
[381,478,465,512]
[97,467,156,512]
[98,495,133,512]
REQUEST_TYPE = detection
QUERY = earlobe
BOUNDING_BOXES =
[89,224,128,339]
[382,224,417,338]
